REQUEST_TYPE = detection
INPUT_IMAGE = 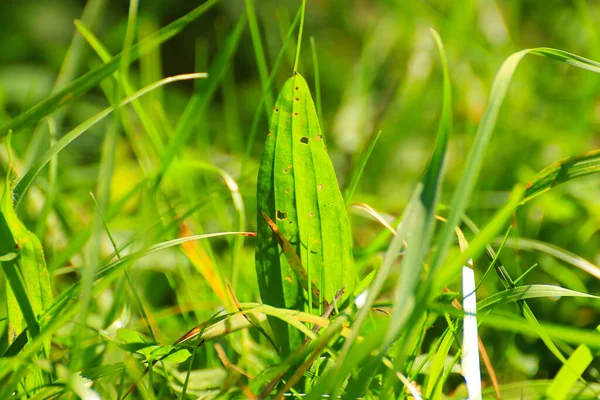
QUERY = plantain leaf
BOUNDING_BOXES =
[256,73,353,355]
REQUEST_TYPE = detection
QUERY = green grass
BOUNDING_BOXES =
[1,1,600,399]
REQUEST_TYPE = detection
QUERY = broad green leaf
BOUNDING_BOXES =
[256,73,354,355]
[260,211,323,306]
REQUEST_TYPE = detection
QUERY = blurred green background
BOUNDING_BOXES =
[0,0,599,389]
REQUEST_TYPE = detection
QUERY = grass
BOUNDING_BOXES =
[0,1,600,399]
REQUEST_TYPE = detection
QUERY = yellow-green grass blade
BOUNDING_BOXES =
[245,0,274,115]
[256,73,353,355]
[74,19,165,153]
[23,0,107,167]
[0,0,220,137]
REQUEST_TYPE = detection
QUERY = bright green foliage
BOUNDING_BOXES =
[0,165,53,391]
[256,73,353,354]
[1,181,52,344]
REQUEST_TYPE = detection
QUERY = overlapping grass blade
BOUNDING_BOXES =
[545,334,596,400]
[245,0,273,114]
[429,48,600,279]
[0,0,220,137]
[242,6,302,169]
[497,237,600,280]
[308,29,452,399]
[13,73,207,205]
[0,231,251,397]
[478,285,600,310]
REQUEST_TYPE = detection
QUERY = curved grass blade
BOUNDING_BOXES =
[13,73,207,205]
[478,285,600,311]
[0,0,220,137]
[158,15,246,180]
[344,130,382,205]
[524,149,600,203]
[497,237,600,280]
[242,6,302,170]
[256,73,353,355]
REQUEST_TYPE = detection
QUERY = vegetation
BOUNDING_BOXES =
[0,0,599,398]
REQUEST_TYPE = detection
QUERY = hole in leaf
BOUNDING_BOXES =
[274,106,279,113]
[295,86,299,91]
[276,210,287,220]
[300,137,309,144]
[316,134,323,141]
[295,97,300,102]
[293,112,299,117]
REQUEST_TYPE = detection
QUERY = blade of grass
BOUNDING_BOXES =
[497,237,600,280]
[309,36,322,126]
[0,0,220,137]
[242,5,302,171]
[344,130,382,205]
[293,0,306,73]
[524,149,600,203]
[157,15,246,181]
[245,0,273,114]
[429,47,600,281]
[545,330,597,400]
[310,30,452,399]
[13,73,207,206]
[478,285,600,311]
